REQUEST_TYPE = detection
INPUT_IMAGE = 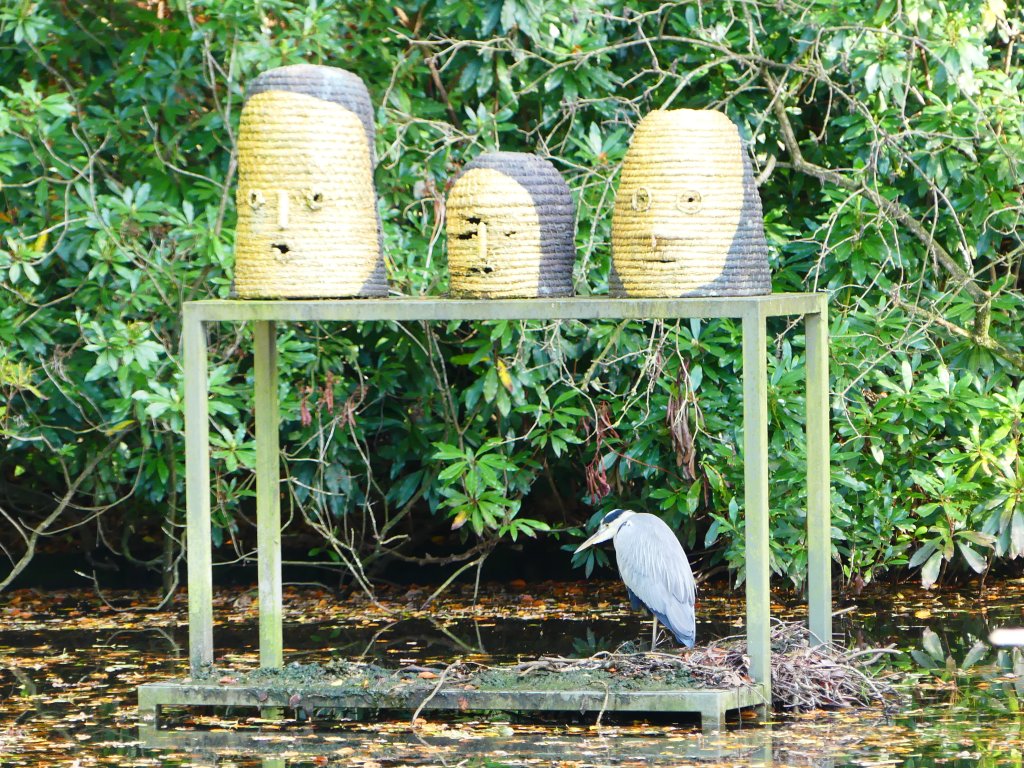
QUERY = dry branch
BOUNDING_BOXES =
[762,70,988,305]
[0,438,120,593]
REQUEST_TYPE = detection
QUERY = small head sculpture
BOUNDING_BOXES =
[610,109,771,297]
[234,64,386,298]
[446,152,576,298]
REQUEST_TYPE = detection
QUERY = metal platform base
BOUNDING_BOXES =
[138,679,768,734]
[150,293,830,740]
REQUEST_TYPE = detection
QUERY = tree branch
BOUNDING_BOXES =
[762,70,991,306]
[890,291,1024,370]
[0,437,120,594]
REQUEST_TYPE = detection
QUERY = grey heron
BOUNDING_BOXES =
[575,508,696,651]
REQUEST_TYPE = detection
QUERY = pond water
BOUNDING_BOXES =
[1,577,1023,766]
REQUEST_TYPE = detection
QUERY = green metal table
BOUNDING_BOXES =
[138,293,831,732]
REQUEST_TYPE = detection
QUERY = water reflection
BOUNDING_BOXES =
[140,725,779,765]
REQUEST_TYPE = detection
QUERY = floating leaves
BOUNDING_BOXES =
[2,582,1024,766]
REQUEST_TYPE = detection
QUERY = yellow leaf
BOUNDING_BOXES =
[983,0,1007,30]
[450,512,467,530]
[496,358,513,392]
[104,419,135,435]
[32,230,49,253]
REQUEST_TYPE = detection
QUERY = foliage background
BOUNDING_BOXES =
[1,0,1021,595]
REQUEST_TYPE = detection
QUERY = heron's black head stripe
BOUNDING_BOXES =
[602,508,629,526]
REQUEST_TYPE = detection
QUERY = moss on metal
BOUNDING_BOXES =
[183,621,900,714]
[191,657,697,699]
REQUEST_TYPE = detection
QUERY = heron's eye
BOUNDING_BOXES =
[305,190,325,210]
[630,187,652,212]
[676,190,702,214]
[247,189,265,210]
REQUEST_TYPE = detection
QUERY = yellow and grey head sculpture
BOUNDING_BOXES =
[234,63,386,298]
[610,109,771,297]
[446,152,576,298]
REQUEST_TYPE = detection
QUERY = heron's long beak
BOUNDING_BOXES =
[574,526,614,554]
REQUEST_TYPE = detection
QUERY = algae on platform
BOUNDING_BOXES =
[195,657,698,699]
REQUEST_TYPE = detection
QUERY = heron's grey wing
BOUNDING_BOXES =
[625,587,644,610]
[614,515,696,647]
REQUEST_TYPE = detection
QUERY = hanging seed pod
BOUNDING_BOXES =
[446,152,576,298]
[610,109,771,297]
[234,64,386,298]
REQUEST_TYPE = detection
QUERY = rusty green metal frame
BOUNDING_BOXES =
[156,293,830,732]
[138,679,768,736]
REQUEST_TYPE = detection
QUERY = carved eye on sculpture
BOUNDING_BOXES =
[456,215,481,240]
[247,189,266,210]
[676,190,703,214]
[305,190,325,211]
[630,187,652,212]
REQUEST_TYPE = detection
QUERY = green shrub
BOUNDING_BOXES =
[1,0,1021,592]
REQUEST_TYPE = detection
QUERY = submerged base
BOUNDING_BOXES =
[138,679,768,734]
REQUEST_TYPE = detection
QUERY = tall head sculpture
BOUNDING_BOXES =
[610,109,771,297]
[446,152,576,298]
[234,64,386,297]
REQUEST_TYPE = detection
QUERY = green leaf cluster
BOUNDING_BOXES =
[0,0,1021,590]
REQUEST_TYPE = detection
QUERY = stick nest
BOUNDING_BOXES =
[212,621,903,716]
[456,620,904,713]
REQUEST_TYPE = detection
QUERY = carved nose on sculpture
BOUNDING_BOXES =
[478,220,488,260]
[277,190,289,230]
[649,230,687,262]
[270,192,291,257]
[650,230,677,249]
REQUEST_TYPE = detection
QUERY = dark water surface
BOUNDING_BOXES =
[2,578,1023,766]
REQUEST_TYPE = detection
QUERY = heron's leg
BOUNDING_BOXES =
[650,616,659,652]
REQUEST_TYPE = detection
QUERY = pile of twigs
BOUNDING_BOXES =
[485,620,903,713]
[223,621,903,717]
[758,622,904,712]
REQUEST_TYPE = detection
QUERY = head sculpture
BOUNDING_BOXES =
[446,152,576,298]
[234,64,386,298]
[610,109,771,297]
